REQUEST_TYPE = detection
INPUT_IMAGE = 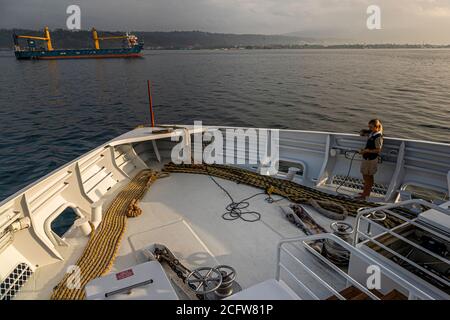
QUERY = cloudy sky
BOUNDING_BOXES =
[2,0,450,43]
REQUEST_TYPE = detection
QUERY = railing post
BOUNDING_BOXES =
[276,243,282,280]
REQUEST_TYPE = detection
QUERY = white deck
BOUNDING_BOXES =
[16,172,354,299]
[2,125,448,300]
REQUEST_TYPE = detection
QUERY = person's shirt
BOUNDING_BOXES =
[370,131,383,150]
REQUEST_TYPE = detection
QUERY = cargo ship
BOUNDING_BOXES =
[13,27,144,60]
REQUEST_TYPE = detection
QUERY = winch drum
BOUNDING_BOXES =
[322,222,354,266]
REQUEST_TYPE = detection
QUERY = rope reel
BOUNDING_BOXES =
[205,265,242,300]
[153,245,241,300]
[322,222,354,266]
[186,267,223,295]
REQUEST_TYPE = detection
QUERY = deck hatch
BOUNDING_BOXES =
[50,207,79,237]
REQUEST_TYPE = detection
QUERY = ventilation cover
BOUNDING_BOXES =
[332,175,388,195]
[0,263,33,300]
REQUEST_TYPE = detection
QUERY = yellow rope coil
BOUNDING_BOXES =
[127,199,143,218]
[51,169,158,300]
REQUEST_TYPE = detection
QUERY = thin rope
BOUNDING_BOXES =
[163,163,410,228]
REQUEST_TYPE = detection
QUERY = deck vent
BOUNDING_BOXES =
[0,263,33,300]
[332,175,388,195]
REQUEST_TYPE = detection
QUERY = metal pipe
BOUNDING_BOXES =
[147,80,155,127]
[105,279,153,298]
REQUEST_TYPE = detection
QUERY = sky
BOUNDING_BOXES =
[2,0,450,44]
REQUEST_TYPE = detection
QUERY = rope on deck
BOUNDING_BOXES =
[162,163,408,228]
[51,169,160,300]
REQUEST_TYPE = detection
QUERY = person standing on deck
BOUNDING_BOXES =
[356,119,384,200]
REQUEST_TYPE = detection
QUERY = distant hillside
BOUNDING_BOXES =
[3,29,446,50]
[0,28,311,50]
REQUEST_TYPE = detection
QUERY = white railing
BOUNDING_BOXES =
[354,199,450,246]
[353,199,450,295]
[276,233,438,300]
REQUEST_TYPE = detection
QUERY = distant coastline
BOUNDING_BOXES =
[2,28,449,50]
[146,44,450,50]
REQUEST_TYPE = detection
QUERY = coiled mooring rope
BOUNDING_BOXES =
[51,169,160,300]
[309,199,348,220]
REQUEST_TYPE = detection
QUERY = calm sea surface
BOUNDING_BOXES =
[0,49,449,200]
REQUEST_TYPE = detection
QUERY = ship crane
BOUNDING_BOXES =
[14,27,54,51]
[91,28,136,50]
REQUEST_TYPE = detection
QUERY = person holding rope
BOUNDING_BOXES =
[356,119,384,200]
